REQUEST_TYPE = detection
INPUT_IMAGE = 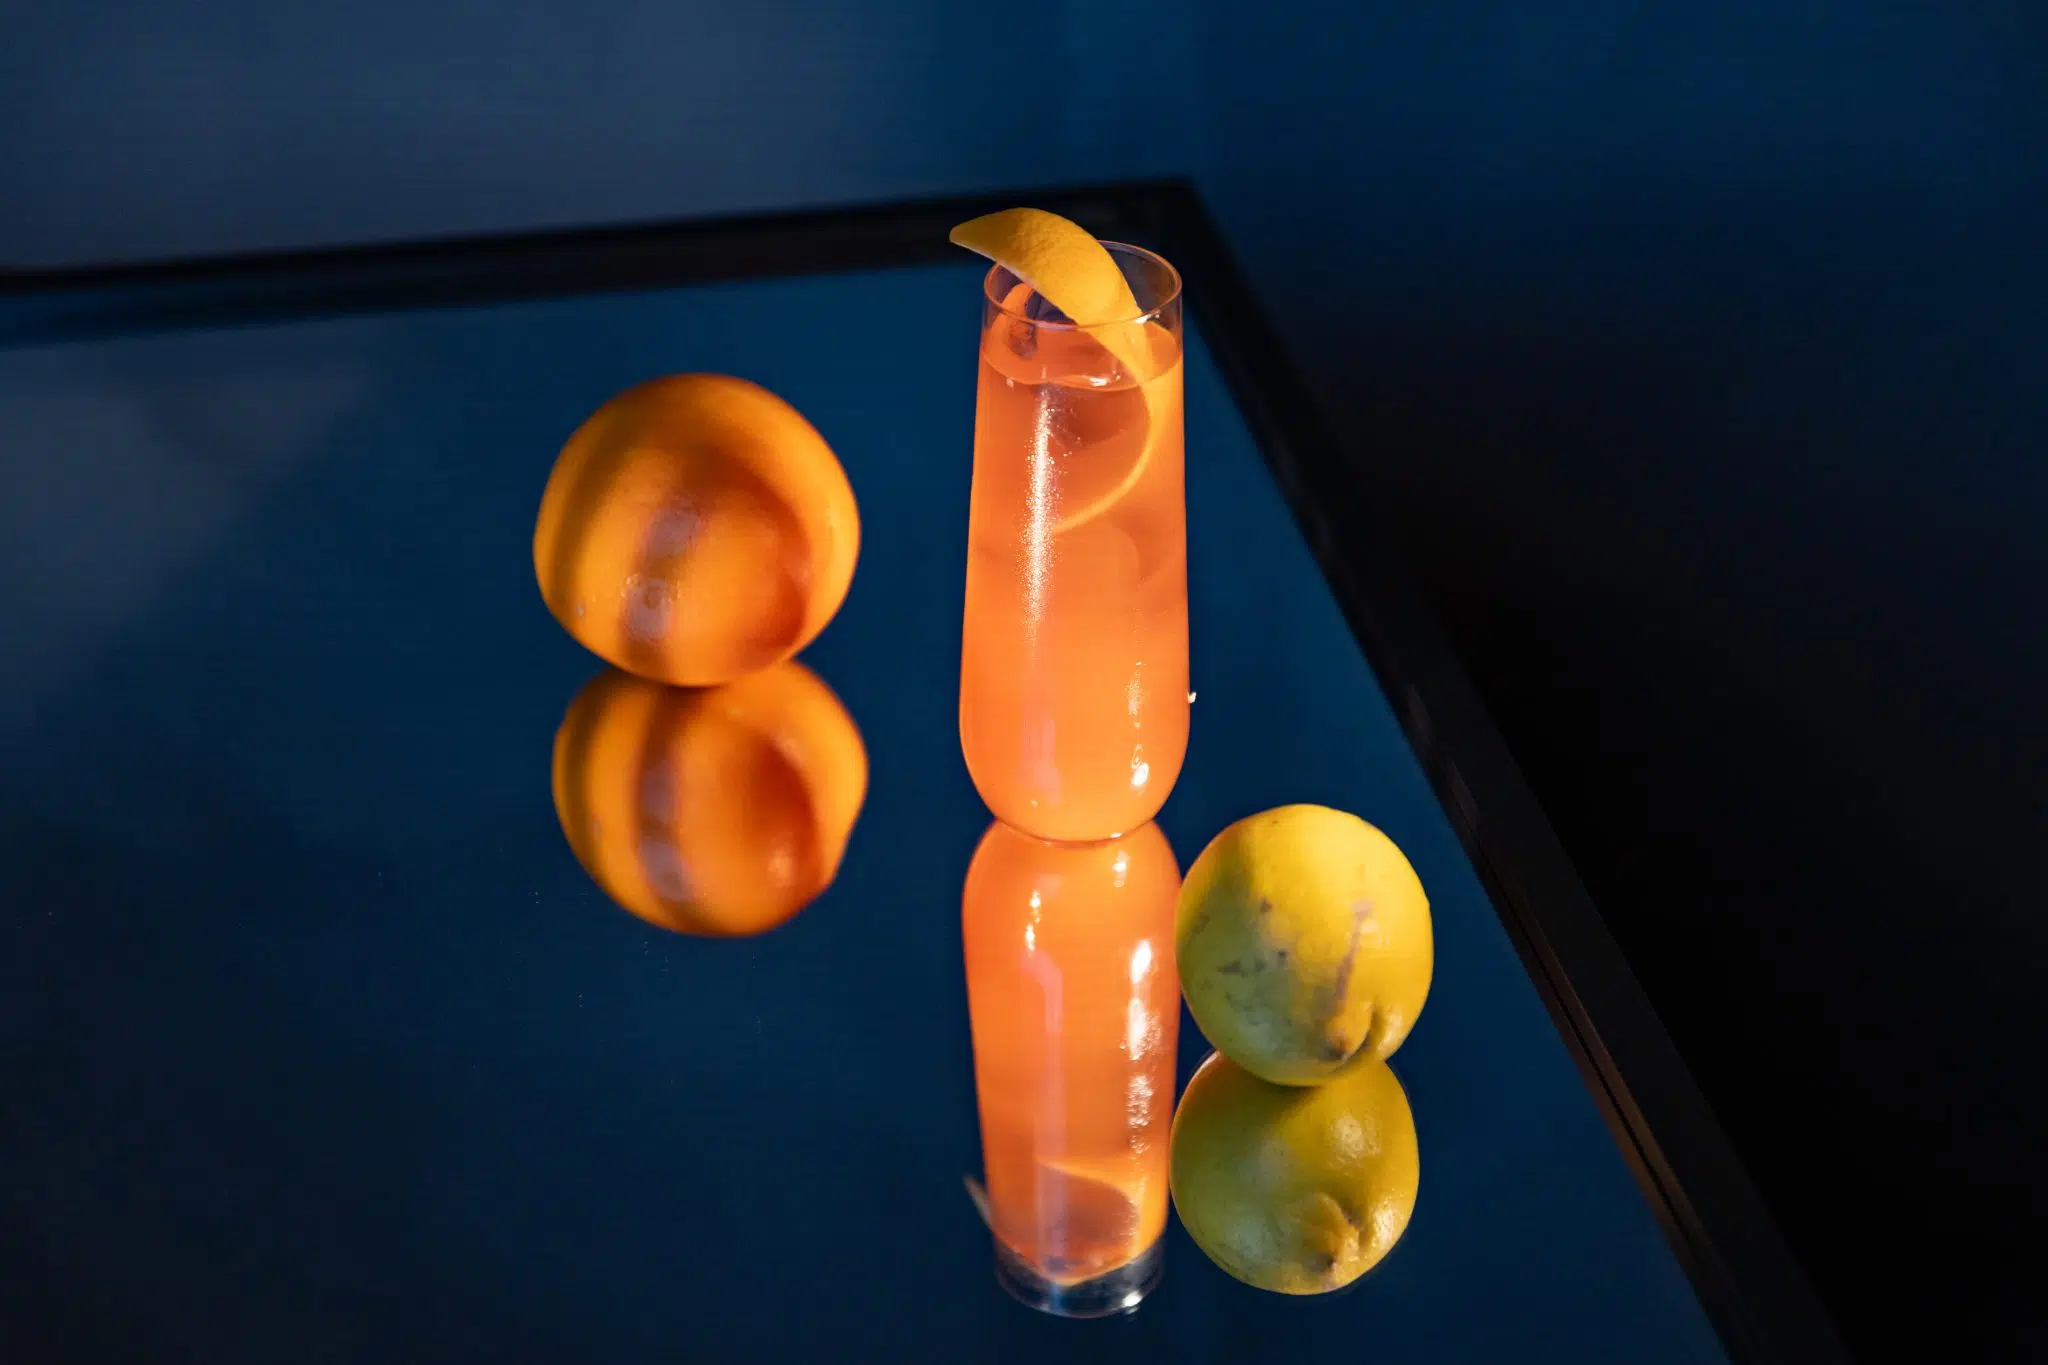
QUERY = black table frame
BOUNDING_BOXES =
[0,179,1846,1365]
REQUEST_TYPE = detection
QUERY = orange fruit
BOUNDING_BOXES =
[550,661,867,937]
[533,374,859,686]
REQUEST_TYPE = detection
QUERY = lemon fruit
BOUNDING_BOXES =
[1177,804,1432,1085]
[949,206,1170,534]
[1171,1048,1419,1295]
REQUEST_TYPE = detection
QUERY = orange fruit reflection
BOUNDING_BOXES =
[533,374,860,687]
[551,662,866,937]
[962,820,1181,1297]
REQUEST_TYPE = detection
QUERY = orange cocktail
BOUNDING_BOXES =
[958,243,1188,842]
[961,819,1181,1316]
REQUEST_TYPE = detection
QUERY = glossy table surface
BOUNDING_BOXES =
[0,249,1727,1363]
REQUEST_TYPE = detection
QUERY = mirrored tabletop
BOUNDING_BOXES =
[2,205,1739,1363]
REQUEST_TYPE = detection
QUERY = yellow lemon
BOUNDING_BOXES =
[1177,804,1432,1085]
[1171,1049,1419,1294]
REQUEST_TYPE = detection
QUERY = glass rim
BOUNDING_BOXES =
[981,240,1183,331]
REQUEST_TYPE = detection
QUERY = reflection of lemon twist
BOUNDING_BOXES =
[963,1161,1152,1287]
[950,207,1170,534]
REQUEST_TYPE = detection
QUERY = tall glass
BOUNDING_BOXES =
[959,246,1188,842]
[961,819,1181,1316]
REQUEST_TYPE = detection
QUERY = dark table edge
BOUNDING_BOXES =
[0,183,1154,341]
[1,179,1848,1364]
[1141,186,1848,1365]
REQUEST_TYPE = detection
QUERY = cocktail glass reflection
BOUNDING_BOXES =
[961,819,1181,1315]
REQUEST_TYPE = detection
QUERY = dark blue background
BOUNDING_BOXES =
[1195,10,2048,1357]
[5,3,2044,1356]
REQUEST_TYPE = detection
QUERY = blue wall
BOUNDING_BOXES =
[0,0,1199,262]
[1198,2,2044,762]
[1191,11,2045,1354]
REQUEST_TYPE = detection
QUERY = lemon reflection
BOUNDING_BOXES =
[550,661,866,938]
[961,819,1181,1316]
[1170,1047,1419,1295]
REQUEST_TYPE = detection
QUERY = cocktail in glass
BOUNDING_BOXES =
[961,818,1181,1316]
[959,246,1188,842]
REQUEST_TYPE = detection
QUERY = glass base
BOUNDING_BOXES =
[992,1237,1163,1319]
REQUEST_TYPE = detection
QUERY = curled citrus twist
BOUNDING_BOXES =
[950,208,1172,534]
